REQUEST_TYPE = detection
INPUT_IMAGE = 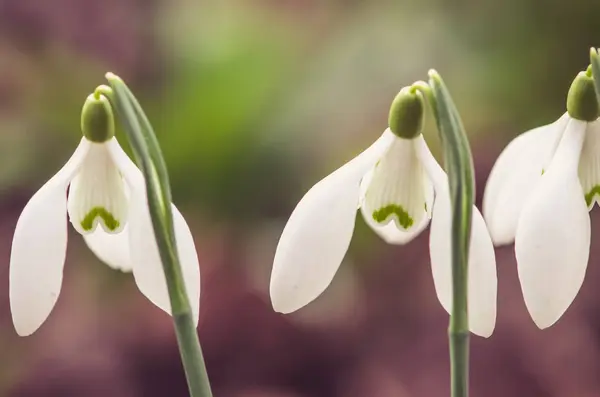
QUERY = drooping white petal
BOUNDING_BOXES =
[270,130,395,313]
[128,195,201,323]
[10,138,90,336]
[415,135,497,336]
[106,139,201,324]
[429,187,498,337]
[360,138,433,244]
[359,137,433,244]
[83,225,132,272]
[67,140,129,235]
[516,119,590,329]
[171,205,201,323]
[483,114,568,245]
[578,119,600,209]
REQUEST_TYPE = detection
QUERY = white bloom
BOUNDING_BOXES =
[483,114,599,328]
[270,130,497,337]
[9,136,200,336]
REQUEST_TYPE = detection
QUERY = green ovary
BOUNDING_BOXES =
[80,207,120,232]
[585,185,600,207]
[372,204,414,229]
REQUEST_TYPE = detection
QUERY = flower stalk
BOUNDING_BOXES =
[589,48,600,108]
[101,74,213,397]
[416,71,474,397]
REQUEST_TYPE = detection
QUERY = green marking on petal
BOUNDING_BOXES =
[585,185,600,207]
[81,206,120,232]
[372,204,414,229]
[541,169,545,175]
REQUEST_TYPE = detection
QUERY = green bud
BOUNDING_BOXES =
[81,89,115,142]
[567,66,599,122]
[388,87,425,139]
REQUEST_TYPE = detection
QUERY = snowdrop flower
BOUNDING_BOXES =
[270,87,497,337]
[9,91,200,336]
[483,68,599,328]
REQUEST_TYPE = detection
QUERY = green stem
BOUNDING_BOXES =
[416,72,473,397]
[174,313,213,396]
[100,77,213,397]
[449,329,469,397]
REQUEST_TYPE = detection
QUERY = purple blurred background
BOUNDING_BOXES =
[2,0,600,396]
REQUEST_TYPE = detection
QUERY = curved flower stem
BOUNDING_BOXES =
[415,72,474,397]
[589,48,600,107]
[100,75,213,397]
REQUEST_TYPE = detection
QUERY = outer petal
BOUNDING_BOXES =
[516,119,589,329]
[483,114,568,245]
[429,188,498,337]
[83,225,132,272]
[10,138,90,336]
[416,135,497,337]
[270,130,395,313]
[107,139,201,323]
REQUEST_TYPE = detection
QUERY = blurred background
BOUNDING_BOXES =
[1,0,600,395]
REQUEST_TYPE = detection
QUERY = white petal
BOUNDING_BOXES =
[128,190,201,324]
[429,187,498,337]
[578,119,600,209]
[10,139,90,336]
[359,136,432,244]
[483,114,568,245]
[67,139,129,235]
[83,225,132,272]
[270,130,395,313]
[516,119,590,329]
[106,139,201,323]
[171,205,201,323]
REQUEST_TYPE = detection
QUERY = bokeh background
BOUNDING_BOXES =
[1,0,600,396]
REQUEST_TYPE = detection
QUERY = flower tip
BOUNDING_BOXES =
[531,315,557,330]
[11,311,40,337]
[14,325,33,337]
[269,284,305,314]
[270,296,295,314]
[105,72,125,87]
[525,301,562,330]
[472,323,495,338]
[427,69,441,82]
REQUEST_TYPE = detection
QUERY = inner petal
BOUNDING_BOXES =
[67,141,129,234]
[361,137,428,231]
[578,120,600,209]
